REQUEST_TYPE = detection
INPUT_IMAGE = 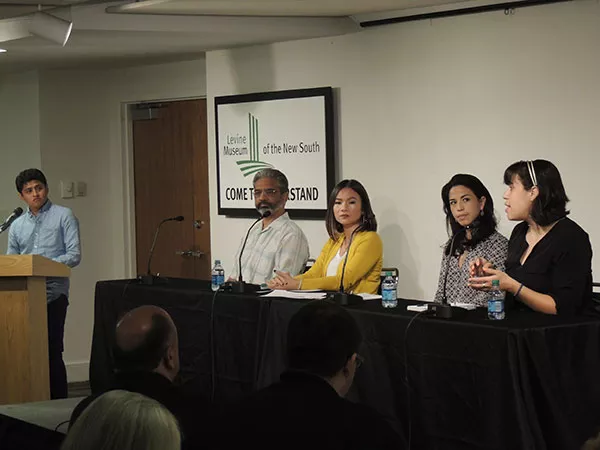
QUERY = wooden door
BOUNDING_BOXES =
[132,99,211,280]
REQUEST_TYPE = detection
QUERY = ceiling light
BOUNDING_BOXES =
[0,49,6,53]
[29,11,72,46]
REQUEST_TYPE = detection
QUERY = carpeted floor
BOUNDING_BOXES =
[0,382,90,434]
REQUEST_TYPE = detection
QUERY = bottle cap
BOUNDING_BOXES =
[215,259,221,264]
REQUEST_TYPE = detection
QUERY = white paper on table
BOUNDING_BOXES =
[358,293,382,300]
[449,302,477,310]
[261,289,327,300]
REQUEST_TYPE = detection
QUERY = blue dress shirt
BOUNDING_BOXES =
[7,200,81,302]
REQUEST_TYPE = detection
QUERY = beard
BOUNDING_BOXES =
[257,206,271,217]
[256,200,281,217]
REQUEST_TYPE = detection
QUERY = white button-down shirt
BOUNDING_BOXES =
[230,212,309,285]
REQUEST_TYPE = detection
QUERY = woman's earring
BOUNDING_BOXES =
[480,210,484,217]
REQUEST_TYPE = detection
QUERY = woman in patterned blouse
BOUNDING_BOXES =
[434,174,508,307]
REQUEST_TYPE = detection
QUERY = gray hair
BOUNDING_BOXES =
[253,168,289,193]
[61,390,181,450]
[583,433,600,450]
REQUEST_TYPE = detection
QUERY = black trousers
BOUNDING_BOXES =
[47,295,68,399]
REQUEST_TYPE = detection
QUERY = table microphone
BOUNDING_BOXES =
[140,215,184,285]
[0,207,23,234]
[327,229,363,306]
[226,210,271,294]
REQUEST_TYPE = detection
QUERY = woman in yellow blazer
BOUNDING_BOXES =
[268,179,383,294]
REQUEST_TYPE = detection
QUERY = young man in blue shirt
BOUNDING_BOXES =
[7,168,81,399]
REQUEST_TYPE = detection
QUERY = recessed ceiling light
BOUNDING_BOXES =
[0,49,6,53]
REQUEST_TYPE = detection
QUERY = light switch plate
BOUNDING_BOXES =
[76,181,87,197]
[60,181,74,199]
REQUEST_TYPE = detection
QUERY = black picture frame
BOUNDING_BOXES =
[215,86,335,219]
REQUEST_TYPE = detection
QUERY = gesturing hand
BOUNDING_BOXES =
[469,257,493,278]
[468,265,515,293]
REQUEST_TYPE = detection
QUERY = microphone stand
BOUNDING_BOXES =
[140,216,184,285]
[226,211,271,294]
[428,228,463,318]
[328,229,363,307]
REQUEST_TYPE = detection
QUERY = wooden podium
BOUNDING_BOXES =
[0,255,70,405]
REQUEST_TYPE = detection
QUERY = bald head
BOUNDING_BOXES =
[113,306,179,379]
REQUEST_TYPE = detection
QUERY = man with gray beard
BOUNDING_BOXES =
[229,168,309,285]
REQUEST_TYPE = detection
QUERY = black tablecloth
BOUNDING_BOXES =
[92,280,600,449]
[91,278,270,403]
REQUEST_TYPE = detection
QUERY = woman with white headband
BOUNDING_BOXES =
[469,159,593,316]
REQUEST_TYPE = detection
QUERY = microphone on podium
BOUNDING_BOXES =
[327,229,363,306]
[225,210,271,294]
[140,215,184,285]
[0,207,23,234]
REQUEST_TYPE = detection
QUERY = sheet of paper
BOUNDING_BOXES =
[450,302,477,310]
[261,289,327,300]
[359,293,382,300]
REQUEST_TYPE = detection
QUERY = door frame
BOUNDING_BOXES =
[119,95,208,277]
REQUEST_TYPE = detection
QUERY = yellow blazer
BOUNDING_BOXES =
[296,231,383,294]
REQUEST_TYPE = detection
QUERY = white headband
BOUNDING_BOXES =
[526,160,538,187]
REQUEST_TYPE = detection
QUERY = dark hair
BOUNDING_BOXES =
[503,160,569,226]
[15,168,47,193]
[286,300,362,378]
[113,314,172,372]
[441,174,498,256]
[325,179,377,239]
[253,168,289,194]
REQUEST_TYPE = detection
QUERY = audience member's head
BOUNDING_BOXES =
[113,305,180,381]
[582,431,600,450]
[286,300,362,397]
[62,390,180,450]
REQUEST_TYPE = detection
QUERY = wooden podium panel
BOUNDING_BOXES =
[0,255,70,405]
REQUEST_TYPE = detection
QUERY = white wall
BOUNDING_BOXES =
[206,0,600,300]
[37,58,207,381]
[0,71,42,252]
[2,0,600,384]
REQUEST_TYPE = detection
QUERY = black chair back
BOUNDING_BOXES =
[302,259,315,274]
[592,282,600,305]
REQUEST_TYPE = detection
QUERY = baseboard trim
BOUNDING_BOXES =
[66,361,89,383]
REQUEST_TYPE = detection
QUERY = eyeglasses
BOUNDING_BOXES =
[355,354,364,369]
[253,188,279,197]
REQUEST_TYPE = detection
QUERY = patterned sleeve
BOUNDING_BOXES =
[434,249,447,302]
[481,232,509,273]
[467,233,509,305]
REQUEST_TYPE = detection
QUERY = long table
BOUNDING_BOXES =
[91,279,600,449]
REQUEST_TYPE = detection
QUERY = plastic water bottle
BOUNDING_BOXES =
[381,272,398,308]
[487,279,505,320]
[211,260,225,292]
